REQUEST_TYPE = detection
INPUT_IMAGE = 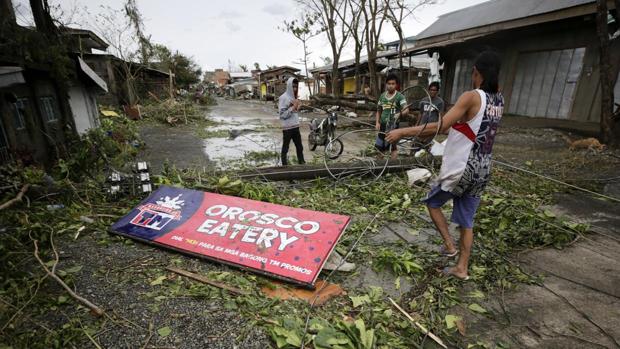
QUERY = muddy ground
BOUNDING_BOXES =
[138,99,620,348]
[3,98,620,349]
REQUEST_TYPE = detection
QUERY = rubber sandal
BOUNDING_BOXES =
[439,245,458,257]
[441,267,470,281]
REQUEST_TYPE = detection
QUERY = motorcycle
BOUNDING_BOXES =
[308,110,344,159]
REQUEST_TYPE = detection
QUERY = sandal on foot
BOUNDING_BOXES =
[439,245,458,257]
[441,267,470,281]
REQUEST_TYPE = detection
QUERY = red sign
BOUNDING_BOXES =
[111,186,350,286]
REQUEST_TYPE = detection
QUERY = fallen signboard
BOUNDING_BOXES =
[110,185,350,287]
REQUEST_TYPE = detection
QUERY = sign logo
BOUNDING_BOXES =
[130,194,184,231]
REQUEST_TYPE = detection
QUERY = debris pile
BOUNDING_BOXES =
[140,99,201,126]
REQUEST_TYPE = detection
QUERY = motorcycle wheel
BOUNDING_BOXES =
[308,133,318,151]
[325,139,344,160]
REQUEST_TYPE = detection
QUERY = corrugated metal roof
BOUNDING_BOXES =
[416,0,595,40]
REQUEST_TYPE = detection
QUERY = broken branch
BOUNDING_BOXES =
[388,297,447,349]
[165,266,249,296]
[0,184,30,210]
[32,237,104,317]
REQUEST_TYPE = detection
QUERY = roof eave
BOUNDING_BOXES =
[413,2,598,49]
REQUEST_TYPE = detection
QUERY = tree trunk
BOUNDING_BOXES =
[0,0,15,27]
[368,51,378,96]
[303,39,313,97]
[596,0,615,145]
[331,54,341,97]
[29,0,57,36]
[354,45,361,93]
[398,31,405,88]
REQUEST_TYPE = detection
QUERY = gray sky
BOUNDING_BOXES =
[14,0,488,72]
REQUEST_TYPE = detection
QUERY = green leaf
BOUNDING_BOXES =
[308,318,327,332]
[65,265,82,274]
[406,228,419,236]
[468,303,487,314]
[57,295,67,304]
[349,295,370,308]
[150,275,166,286]
[314,327,351,348]
[218,176,230,186]
[157,326,171,337]
[355,319,375,349]
[445,314,462,329]
[467,290,485,299]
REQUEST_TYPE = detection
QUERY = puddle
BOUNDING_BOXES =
[203,133,280,168]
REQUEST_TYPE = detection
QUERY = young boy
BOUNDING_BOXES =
[278,77,305,166]
[386,51,504,280]
[375,74,409,160]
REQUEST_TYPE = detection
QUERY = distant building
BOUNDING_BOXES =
[257,66,301,101]
[310,51,430,96]
[81,54,172,107]
[400,0,620,124]
[204,69,231,87]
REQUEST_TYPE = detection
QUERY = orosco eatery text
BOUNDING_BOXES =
[195,204,320,251]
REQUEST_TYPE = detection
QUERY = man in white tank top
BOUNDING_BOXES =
[387,51,504,280]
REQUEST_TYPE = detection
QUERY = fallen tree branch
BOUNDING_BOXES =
[32,235,104,317]
[165,266,249,296]
[388,297,447,349]
[0,184,30,210]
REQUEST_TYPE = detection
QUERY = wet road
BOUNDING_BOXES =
[139,98,375,171]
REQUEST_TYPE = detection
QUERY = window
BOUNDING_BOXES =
[39,96,59,122]
[12,98,28,130]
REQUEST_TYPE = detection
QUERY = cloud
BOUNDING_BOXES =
[219,10,243,18]
[224,21,241,32]
[262,3,289,16]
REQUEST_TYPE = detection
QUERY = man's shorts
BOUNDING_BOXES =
[423,186,481,229]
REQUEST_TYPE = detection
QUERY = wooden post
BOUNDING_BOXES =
[408,55,412,87]
[169,69,174,99]
[596,0,615,144]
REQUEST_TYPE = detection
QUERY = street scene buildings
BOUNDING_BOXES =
[0,0,619,348]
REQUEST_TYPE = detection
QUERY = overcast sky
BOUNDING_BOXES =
[13,0,488,73]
